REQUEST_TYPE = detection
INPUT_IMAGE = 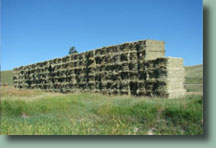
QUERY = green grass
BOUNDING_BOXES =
[0,65,203,135]
[1,70,13,85]
[0,87,203,135]
[184,84,203,92]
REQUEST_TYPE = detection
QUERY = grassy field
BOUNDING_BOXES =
[185,64,203,84]
[184,64,203,92]
[0,65,203,135]
[0,87,203,135]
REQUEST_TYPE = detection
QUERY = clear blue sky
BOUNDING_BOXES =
[1,0,203,71]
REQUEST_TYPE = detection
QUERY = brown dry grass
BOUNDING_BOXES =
[0,86,63,102]
[0,86,42,97]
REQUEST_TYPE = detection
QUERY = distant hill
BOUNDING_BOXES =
[1,70,13,85]
[184,64,203,92]
[0,64,203,92]
[184,64,203,84]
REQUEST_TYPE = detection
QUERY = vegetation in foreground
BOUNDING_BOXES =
[0,64,203,135]
[0,87,203,135]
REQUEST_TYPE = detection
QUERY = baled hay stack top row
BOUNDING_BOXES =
[13,40,186,98]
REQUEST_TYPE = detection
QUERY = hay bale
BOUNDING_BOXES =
[12,40,185,98]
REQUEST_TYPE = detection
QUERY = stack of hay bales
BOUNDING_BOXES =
[162,57,186,98]
[139,57,186,98]
[13,39,186,98]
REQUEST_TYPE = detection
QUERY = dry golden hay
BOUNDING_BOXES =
[13,40,185,98]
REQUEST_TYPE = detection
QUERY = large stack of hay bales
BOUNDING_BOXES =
[13,40,185,98]
[138,57,186,98]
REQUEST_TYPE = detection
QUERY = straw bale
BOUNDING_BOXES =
[13,40,185,98]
